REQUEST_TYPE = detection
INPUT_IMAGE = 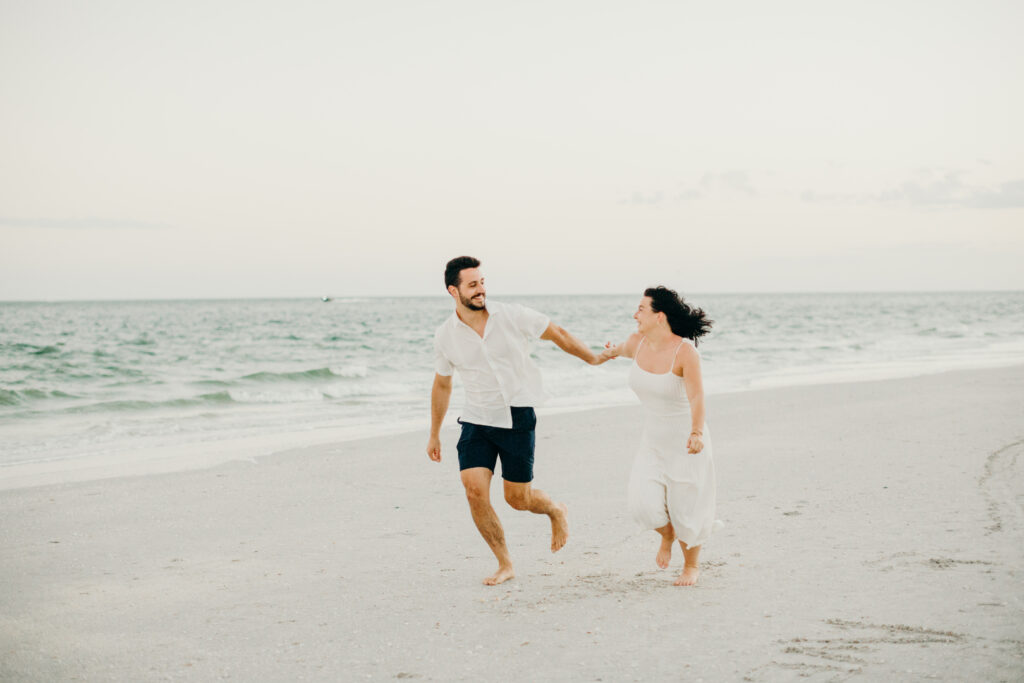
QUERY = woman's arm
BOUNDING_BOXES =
[677,343,706,454]
[600,332,642,362]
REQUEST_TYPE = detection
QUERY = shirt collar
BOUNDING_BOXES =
[450,302,500,329]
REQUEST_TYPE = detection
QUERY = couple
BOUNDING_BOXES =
[426,256,717,587]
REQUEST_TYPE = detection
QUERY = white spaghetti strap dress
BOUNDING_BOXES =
[627,337,721,547]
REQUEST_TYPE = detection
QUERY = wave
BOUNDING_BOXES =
[330,365,369,378]
[225,388,324,403]
[0,388,78,406]
[44,379,413,415]
[31,345,62,356]
[239,365,368,383]
[224,379,410,404]
[2,343,64,356]
[59,391,237,414]
[322,381,413,399]
[2,365,380,413]
[240,368,336,382]
[122,335,156,346]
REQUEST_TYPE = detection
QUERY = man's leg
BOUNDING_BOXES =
[503,480,569,553]
[460,467,515,585]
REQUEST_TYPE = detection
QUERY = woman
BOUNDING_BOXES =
[601,286,719,586]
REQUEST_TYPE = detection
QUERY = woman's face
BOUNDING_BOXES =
[633,296,661,333]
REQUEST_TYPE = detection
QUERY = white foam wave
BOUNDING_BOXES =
[322,382,414,399]
[329,365,369,378]
[228,388,324,403]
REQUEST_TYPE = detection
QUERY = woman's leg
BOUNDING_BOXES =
[655,522,675,569]
[674,541,700,586]
[628,465,673,569]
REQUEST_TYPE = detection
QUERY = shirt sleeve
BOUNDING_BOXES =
[510,304,550,339]
[433,332,454,377]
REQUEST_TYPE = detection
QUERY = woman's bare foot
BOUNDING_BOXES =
[656,534,674,569]
[674,565,699,586]
[550,503,569,552]
[483,565,516,586]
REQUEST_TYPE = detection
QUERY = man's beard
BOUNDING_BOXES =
[459,292,486,311]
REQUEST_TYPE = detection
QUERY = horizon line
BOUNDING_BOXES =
[2,288,1022,304]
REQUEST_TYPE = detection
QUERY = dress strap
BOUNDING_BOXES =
[668,339,686,373]
[634,337,645,366]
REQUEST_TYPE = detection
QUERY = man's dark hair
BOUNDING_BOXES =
[444,256,481,290]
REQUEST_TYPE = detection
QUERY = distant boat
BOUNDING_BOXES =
[321,296,333,302]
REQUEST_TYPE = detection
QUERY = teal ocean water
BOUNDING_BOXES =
[2,292,1023,470]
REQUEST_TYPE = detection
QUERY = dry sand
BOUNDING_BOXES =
[2,365,1023,681]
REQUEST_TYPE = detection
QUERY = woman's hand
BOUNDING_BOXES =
[596,342,621,364]
[686,432,704,454]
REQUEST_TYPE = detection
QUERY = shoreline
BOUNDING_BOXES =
[3,360,1024,492]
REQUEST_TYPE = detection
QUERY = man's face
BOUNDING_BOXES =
[450,267,486,311]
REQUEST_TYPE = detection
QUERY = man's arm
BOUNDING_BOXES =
[540,322,603,365]
[426,373,453,462]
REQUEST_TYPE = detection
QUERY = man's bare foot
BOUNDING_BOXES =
[674,565,699,586]
[483,565,515,586]
[550,503,569,552]
[656,534,674,569]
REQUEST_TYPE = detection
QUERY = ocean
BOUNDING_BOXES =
[2,292,1022,473]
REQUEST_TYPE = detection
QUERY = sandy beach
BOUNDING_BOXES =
[2,365,1022,681]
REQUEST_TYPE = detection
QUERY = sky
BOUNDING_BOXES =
[1,0,1022,300]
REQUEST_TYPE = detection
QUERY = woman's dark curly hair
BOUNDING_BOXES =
[644,286,713,346]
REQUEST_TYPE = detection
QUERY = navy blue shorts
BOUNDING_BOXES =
[456,407,536,483]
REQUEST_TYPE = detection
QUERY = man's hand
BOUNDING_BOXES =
[428,373,452,462]
[426,435,442,462]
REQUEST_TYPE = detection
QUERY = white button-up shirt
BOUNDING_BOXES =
[434,301,550,428]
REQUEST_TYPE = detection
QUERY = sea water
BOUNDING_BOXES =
[2,292,1022,472]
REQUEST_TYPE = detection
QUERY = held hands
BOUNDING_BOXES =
[594,342,621,364]
[426,435,442,462]
[588,345,614,365]
[686,432,704,454]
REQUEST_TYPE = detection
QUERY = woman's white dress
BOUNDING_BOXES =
[627,338,720,547]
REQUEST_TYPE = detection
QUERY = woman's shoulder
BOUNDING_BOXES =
[677,336,697,349]
[676,336,699,355]
[672,336,700,372]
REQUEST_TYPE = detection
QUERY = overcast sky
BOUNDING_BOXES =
[1,0,1022,300]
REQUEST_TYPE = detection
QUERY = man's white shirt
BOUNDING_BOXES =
[434,301,550,428]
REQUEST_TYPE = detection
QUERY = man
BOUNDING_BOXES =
[427,256,606,586]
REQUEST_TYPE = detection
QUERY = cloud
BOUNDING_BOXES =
[800,189,866,205]
[965,179,1024,208]
[801,171,1024,209]
[0,217,172,230]
[708,170,756,196]
[675,170,758,202]
[621,191,665,206]
[877,170,969,206]
[621,170,759,206]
